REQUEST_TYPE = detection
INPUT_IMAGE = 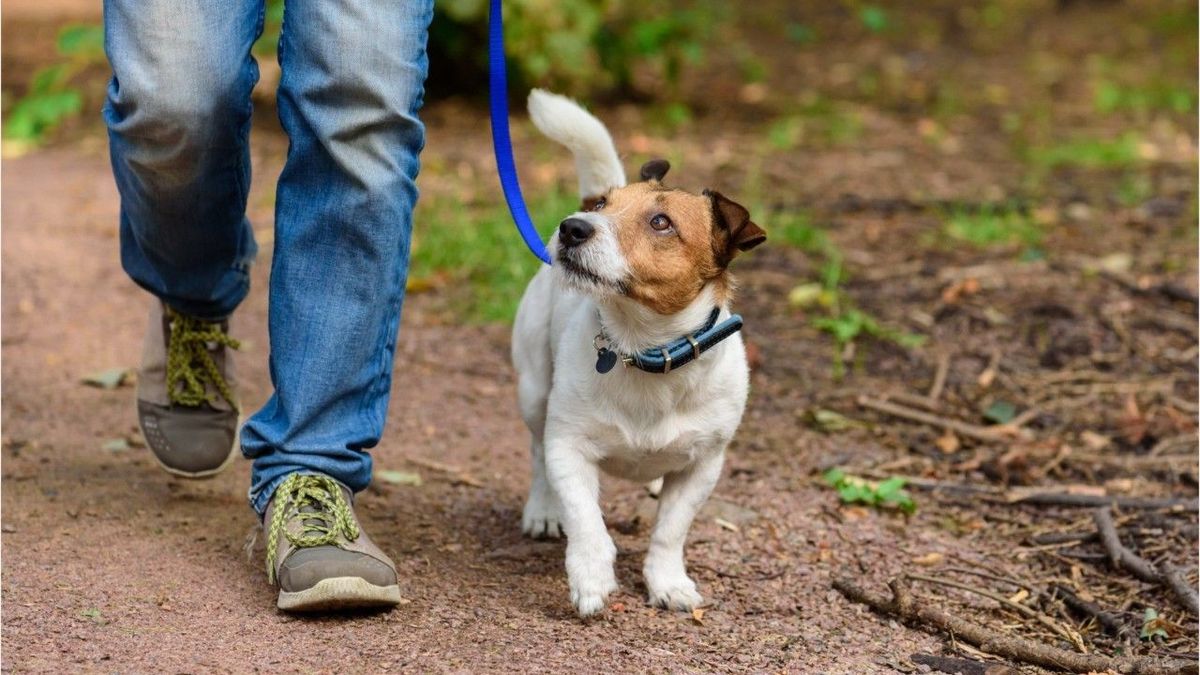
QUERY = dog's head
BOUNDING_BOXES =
[551,160,766,315]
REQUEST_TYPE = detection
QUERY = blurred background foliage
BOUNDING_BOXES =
[1,0,1195,329]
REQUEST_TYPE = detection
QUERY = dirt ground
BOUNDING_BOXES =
[3,2,1198,673]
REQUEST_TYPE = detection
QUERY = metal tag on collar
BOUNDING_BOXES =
[595,348,618,374]
[593,332,619,374]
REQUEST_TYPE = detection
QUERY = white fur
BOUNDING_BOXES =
[513,92,751,618]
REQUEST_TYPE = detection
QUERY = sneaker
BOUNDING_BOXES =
[136,301,240,478]
[264,473,401,612]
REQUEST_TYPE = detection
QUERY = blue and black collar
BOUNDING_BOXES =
[593,308,744,375]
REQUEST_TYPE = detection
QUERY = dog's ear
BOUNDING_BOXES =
[705,190,766,265]
[639,159,670,183]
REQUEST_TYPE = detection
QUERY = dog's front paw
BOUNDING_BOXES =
[646,571,703,611]
[569,570,618,618]
[566,537,618,617]
[521,488,564,539]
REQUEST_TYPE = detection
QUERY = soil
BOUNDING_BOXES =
[2,1,1197,673]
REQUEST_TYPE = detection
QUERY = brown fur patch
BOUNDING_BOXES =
[597,183,732,315]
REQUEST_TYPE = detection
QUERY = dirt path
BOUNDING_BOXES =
[0,137,955,673]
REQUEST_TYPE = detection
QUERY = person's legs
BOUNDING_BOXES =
[104,0,262,320]
[241,0,434,610]
[104,0,263,477]
[241,0,433,512]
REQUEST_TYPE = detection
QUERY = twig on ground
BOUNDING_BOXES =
[690,563,785,581]
[1028,531,1098,546]
[404,455,485,488]
[1093,507,1199,616]
[928,353,950,402]
[857,396,1027,443]
[910,652,1019,675]
[1162,568,1200,617]
[905,572,1086,652]
[977,349,1002,389]
[1051,583,1135,641]
[1013,493,1198,511]
[833,576,1197,675]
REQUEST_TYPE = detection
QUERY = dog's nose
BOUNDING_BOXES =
[558,218,594,248]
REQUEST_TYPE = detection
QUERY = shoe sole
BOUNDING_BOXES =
[135,401,239,480]
[277,577,402,612]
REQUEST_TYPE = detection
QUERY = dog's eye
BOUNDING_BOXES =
[650,213,672,231]
[592,197,606,211]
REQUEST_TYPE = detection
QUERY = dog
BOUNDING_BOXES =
[512,90,765,617]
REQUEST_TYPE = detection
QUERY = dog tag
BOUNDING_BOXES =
[595,348,618,374]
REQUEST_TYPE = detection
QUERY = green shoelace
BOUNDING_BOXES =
[165,309,240,411]
[265,474,361,585]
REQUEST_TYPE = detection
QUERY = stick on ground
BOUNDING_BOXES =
[833,576,1197,675]
[1093,507,1200,616]
[1052,583,1134,641]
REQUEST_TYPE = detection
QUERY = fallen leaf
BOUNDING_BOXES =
[101,438,130,453]
[81,368,131,390]
[610,601,627,613]
[377,470,422,487]
[713,517,740,533]
[983,400,1017,425]
[934,432,960,454]
[700,499,758,527]
[788,283,824,308]
[1080,431,1110,451]
[912,552,943,566]
[1007,588,1029,603]
[80,608,106,625]
[691,608,705,625]
[804,408,863,433]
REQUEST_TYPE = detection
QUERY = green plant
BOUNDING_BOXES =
[408,187,578,323]
[786,249,925,378]
[1093,80,1194,115]
[823,468,916,514]
[1027,133,1142,170]
[429,1,721,99]
[4,24,106,147]
[942,206,1041,248]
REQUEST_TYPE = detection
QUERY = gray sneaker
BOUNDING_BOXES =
[264,474,401,612]
[136,301,240,478]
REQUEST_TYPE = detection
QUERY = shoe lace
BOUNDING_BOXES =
[165,309,240,411]
[265,474,361,585]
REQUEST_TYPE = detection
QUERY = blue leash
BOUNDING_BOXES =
[488,0,552,265]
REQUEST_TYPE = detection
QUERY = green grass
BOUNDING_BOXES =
[766,209,829,253]
[1093,80,1194,115]
[409,188,578,323]
[942,206,1041,248]
[1027,133,1142,170]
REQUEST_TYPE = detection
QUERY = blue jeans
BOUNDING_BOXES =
[103,0,434,513]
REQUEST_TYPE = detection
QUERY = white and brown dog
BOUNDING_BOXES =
[512,90,765,617]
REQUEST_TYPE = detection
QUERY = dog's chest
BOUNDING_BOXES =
[586,386,729,481]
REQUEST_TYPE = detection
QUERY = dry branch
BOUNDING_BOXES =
[1013,493,1198,511]
[910,652,1019,675]
[1051,583,1134,641]
[857,396,1028,443]
[833,576,1197,675]
[1093,507,1200,616]
[905,573,1085,651]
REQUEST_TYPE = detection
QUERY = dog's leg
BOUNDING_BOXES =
[522,437,564,538]
[644,449,725,611]
[545,439,617,617]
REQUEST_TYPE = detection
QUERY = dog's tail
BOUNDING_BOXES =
[528,89,626,202]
